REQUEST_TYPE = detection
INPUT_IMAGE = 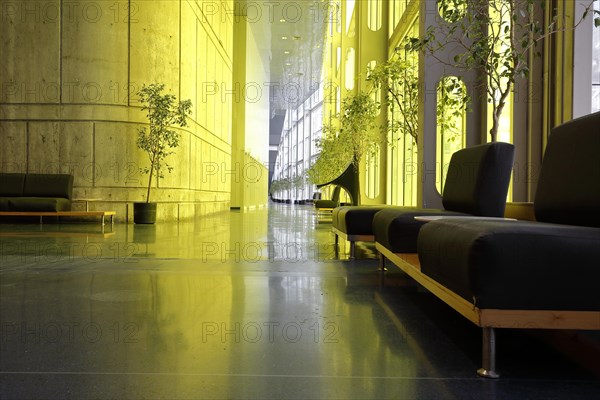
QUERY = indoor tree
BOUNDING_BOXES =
[406,0,600,142]
[134,83,192,223]
[367,50,420,146]
[307,92,381,205]
[137,83,192,203]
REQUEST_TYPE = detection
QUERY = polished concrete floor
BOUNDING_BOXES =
[1,203,599,399]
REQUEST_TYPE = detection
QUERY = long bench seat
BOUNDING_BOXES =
[333,142,515,258]
[0,173,74,211]
[377,111,600,378]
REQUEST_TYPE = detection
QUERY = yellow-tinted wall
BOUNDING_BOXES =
[230,15,269,211]
[0,0,235,221]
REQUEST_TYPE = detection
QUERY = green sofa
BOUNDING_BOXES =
[0,173,74,212]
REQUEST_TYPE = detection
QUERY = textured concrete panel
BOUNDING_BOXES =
[197,23,209,129]
[27,122,60,173]
[61,0,129,105]
[58,122,94,186]
[189,136,200,191]
[94,122,145,190]
[0,121,27,172]
[28,121,94,181]
[0,2,60,103]
[130,1,179,96]
[0,6,60,103]
[206,44,216,134]
[159,128,190,191]
[181,1,197,121]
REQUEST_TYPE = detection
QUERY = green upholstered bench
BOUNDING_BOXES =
[0,173,74,212]
[380,111,600,378]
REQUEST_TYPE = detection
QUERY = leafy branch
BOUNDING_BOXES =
[307,92,381,186]
[406,0,599,142]
[367,47,420,145]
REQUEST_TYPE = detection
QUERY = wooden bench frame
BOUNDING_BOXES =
[332,226,374,259]
[376,243,600,378]
[0,211,116,229]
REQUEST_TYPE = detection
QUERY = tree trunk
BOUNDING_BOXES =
[146,153,156,203]
[146,168,153,203]
[489,91,509,143]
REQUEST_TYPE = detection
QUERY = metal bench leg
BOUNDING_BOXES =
[378,253,387,288]
[477,327,500,378]
[349,241,355,259]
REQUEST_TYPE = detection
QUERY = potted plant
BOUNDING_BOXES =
[307,92,381,205]
[134,83,192,224]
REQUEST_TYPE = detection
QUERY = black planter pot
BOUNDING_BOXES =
[133,202,157,224]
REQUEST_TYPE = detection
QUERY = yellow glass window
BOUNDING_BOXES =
[436,76,468,194]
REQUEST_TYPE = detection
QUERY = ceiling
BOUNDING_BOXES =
[234,0,329,115]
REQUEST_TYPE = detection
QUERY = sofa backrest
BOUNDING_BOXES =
[23,174,74,200]
[442,142,515,217]
[331,185,341,203]
[534,111,600,227]
[0,173,26,196]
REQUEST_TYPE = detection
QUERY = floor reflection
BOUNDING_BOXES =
[1,203,598,399]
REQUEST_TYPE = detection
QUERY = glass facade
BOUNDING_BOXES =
[271,86,324,202]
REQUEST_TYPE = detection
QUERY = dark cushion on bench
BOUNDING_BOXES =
[8,197,72,212]
[0,198,9,211]
[314,199,338,209]
[417,218,600,311]
[0,173,25,196]
[534,113,600,228]
[334,205,389,235]
[373,207,468,253]
[23,174,74,200]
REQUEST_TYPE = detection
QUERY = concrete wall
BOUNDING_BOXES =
[0,0,235,221]
[230,15,269,211]
[242,17,269,209]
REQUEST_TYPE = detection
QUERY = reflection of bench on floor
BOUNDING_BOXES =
[0,211,116,227]
[315,207,334,224]
[0,230,116,239]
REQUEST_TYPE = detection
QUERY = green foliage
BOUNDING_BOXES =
[407,0,598,142]
[437,76,470,144]
[307,130,349,185]
[136,83,192,202]
[307,92,380,185]
[586,1,600,27]
[269,178,290,195]
[367,48,420,145]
